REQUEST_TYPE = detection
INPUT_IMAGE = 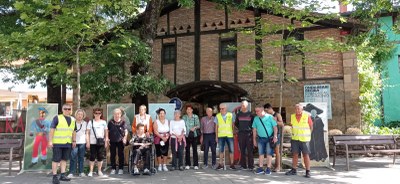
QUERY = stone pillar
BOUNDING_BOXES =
[342,51,361,130]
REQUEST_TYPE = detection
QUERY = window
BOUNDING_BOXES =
[283,31,304,56]
[220,38,236,60]
[162,43,176,64]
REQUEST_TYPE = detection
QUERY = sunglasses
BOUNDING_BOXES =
[94,112,102,115]
[63,108,71,110]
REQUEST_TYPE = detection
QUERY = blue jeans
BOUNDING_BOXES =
[69,144,86,174]
[257,137,273,156]
[218,137,234,153]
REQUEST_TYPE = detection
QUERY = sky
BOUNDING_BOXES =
[0,0,348,93]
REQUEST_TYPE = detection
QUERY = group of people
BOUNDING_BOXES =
[47,102,314,184]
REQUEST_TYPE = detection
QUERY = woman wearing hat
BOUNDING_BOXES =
[153,108,170,171]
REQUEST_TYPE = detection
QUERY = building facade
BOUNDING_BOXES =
[146,0,360,131]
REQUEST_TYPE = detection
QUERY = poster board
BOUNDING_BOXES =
[148,103,176,121]
[106,104,135,132]
[304,84,332,119]
[300,102,329,167]
[23,103,58,171]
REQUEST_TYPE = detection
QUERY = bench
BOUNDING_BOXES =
[0,138,24,175]
[332,135,400,171]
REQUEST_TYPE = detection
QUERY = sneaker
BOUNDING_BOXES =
[110,169,116,175]
[163,165,169,171]
[88,172,93,177]
[143,168,150,175]
[158,165,162,171]
[79,173,86,177]
[238,166,247,170]
[255,167,264,174]
[98,171,104,176]
[179,166,184,171]
[305,170,311,178]
[216,164,224,170]
[52,176,60,184]
[133,168,139,175]
[211,164,217,169]
[185,166,190,170]
[285,168,297,176]
[229,165,236,170]
[203,165,208,169]
[194,166,199,170]
[170,167,175,171]
[265,167,271,175]
[67,173,74,178]
[59,175,71,181]
[118,169,123,175]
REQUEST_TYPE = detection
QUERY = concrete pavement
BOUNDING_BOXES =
[1,156,400,184]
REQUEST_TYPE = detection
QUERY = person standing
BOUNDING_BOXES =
[235,100,254,170]
[252,106,277,175]
[285,104,313,178]
[182,105,200,170]
[29,107,51,168]
[68,109,88,177]
[132,105,153,137]
[87,108,108,177]
[153,108,170,171]
[264,103,284,172]
[48,104,76,184]
[169,110,186,171]
[215,103,236,170]
[107,108,128,175]
[200,107,216,169]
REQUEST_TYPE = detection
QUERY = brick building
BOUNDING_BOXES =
[149,1,360,131]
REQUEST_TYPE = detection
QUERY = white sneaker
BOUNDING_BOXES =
[110,169,116,175]
[133,168,139,174]
[98,171,104,176]
[67,173,74,178]
[79,173,86,177]
[185,166,190,170]
[194,166,199,170]
[158,165,162,171]
[118,169,123,175]
[143,168,150,175]
[88,172,93,177]
[163,165,169,171]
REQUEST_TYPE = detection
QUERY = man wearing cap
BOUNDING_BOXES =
[29,107,52,168]
[303,103,327,162]
[48,104,77,184]
[285,104,313,178]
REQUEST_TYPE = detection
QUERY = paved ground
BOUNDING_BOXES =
[1,156,400,184]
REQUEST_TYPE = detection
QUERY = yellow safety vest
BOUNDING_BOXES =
[53,115,75,144]
[291,113,311,142]
[216,112,233,138]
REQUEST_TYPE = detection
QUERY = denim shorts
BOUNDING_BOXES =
[218,137,234,153]
[257,137,273,156]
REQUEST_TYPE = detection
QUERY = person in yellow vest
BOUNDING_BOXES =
[215,103,236,170]
[48,104,77,184]
[285,104,313,178]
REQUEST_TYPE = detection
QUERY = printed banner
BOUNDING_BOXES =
[304,84,332,119]
[23,103,58,171]
[300,102,329,168]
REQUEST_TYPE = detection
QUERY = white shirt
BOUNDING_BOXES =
[87,119,107,145]
[169,119,186,138]
[155,119,170,133]
[75,120,87,144]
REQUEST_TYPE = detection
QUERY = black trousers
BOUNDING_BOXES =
[203,133,217,166]
[185,136,199,167]
[171,138,184,168]
[238,131,254,169]
[110,141,124,170]
[131,148,150,170]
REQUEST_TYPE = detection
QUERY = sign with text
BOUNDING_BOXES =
[304,84,332,119]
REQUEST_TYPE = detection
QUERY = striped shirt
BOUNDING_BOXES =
[235,110,254,132]
[200,116,215,134]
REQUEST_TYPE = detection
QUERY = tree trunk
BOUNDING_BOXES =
[132,0,165,113]
[46,77,62,113]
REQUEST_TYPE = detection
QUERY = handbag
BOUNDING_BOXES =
[92,120,105,146]
[258,117,276,149]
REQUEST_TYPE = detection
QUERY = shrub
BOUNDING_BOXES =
[345,128,363,135]
[283,125,292,135]
[328,129,343,136]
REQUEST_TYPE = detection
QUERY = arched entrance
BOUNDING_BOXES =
[165,80,250,106]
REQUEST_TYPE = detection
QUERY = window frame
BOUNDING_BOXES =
[219,37,237,61]
[162,43,177,64]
